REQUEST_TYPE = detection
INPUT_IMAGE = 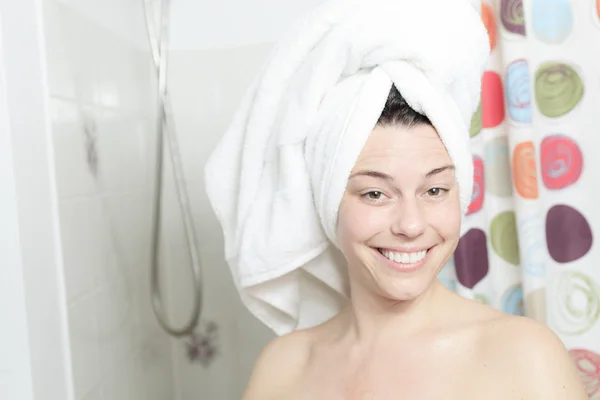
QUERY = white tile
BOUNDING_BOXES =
[56,3,150,110]
[68,294,101,399]
[138,335,174,400]
[0,371,14,400]
[97,190,151,277]
[92,108,148,192]
[95,281,137,375]
[93,194,133,287]
[53,0,149,49]
[100,357,145,400]
[81,384,103,400]
[42,1,77,99]
[50,99,98,198]
[59,197,102,301]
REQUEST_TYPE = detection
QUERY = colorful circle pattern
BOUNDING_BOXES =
[482,3,497,50]
[532,0,574,44]
[491,211,520,266]
[467,156,485,215]
[485,137,513,197]
[482,71,505,128]
[512,141,538,199]
[534,62,584,118]
[501,0,526,36]
[505,59,532,123]
[464,0,598,363]
[553,271,600,336]
[540,134,583,190]
[569,349,600,397]
[470,101,482,138]
[546,205,593,264]
[454,229,489,289]
[501,284,525,316]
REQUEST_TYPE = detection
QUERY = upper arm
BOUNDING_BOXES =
[506,318,588,399]
[243,332,309,400]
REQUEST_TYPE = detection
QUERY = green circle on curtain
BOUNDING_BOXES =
[553,271,600,336]
[490,211,521,265]
[485,136,513,197]
[470,101,482,137]
[534,62,584,117]
[474,294,489,304]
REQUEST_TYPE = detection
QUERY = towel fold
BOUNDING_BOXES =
[204,0,490,335]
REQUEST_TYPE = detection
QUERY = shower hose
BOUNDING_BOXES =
[143,0,204,337]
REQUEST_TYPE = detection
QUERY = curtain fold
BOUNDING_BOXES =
[438,1,600,397]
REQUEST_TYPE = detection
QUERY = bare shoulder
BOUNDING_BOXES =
[480,315,587,399]
[243,329,312,400]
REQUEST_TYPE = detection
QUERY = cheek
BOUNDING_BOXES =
[426,200,462,238]
[337,200,385,246]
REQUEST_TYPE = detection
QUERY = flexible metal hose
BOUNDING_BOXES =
[143,0,203,337]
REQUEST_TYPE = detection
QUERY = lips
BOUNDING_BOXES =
[373,246,435,273]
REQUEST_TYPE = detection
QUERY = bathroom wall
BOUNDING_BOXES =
[0,14,36,400]
[0,0,73,398]
[163,0,326,397]
[2,0,332,399]
[41,0,175,399]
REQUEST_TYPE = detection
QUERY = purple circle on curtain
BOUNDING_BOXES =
[454,228,489,289]
[501,0,526,36]
[546,204,593,263]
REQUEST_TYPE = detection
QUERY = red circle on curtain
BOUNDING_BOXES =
[569,348,600,397]
[540,135,583,190]
[482,71,505,128]
[467,156,485,215]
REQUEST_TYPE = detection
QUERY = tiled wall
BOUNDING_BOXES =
[0,0,74,398]
[2,0,333,399]
[43,1,174,399]
[0,23,35,400]
[163,1,328,398]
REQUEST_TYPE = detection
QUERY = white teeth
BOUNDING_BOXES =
[380,249,427,264]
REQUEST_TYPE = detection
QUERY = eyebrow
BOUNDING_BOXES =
[349,164,455,181]
[349,170,394,181]
[425,164,455,178]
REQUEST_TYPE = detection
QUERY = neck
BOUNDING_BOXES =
[340,277,447,345]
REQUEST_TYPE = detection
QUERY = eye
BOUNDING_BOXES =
[365,191,383,200]
[427,187,447,197]
[361,190,388,203]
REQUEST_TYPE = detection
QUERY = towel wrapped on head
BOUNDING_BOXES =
[204,0,490,335]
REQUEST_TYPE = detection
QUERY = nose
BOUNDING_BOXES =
[390,197,426,238]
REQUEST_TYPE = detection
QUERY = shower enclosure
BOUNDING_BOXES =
[0,0,327,398]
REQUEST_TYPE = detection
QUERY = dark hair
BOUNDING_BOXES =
[376,85,431,127]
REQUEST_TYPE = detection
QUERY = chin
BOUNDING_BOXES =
[375,275,435,302]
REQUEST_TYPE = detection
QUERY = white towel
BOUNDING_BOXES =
[204,0,490,335]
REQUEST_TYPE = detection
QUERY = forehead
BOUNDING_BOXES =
[354,123,452,168]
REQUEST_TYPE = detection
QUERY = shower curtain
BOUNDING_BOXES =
[437,0,600,397]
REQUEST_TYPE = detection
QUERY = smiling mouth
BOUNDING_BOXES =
[377,248,430,264]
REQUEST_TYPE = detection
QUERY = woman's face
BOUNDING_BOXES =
[337,123,461,301]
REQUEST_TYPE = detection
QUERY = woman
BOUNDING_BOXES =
[243,87,587,399]
[203,0,587,398]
